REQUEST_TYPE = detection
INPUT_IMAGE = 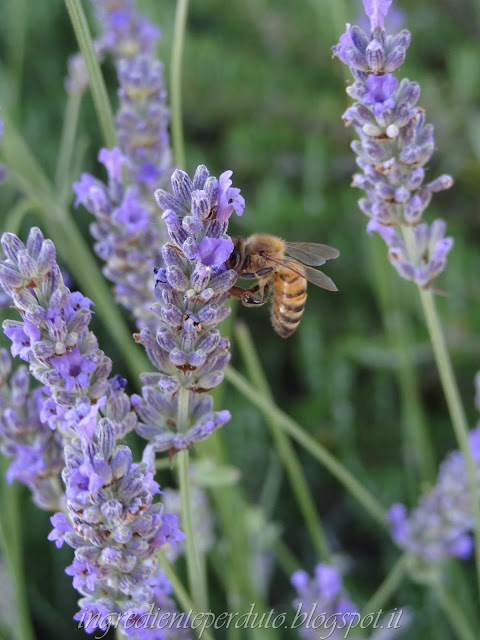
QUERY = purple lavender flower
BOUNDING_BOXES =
[291,563,410,639]
[361,74,398,116]
[0,349,64,510]
[0,228,114,424]
[73,1,172,331]
[388,427,480,563]
[132,165,243,456]
[367,219,453,289]
[333,0,454,289]
[0,227,185,632]
[363,0,393,30]
[65,0,160,96]
[48,417,184,636]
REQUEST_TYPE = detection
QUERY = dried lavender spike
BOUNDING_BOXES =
[333,0,454,289]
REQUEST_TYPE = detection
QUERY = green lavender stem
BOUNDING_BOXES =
[158,551,215,640]
[418,286,480,596]
[403,223,480,598]
[55,91,83,202]
[224,366,388,528]
[64,0,117,148]
[235,321,330,560]
[0,464,35,640]
[170,0,189,168]
[177,388,208,612]
[434,583,476,640]
[361,553,408,616]
[5,0,27,112]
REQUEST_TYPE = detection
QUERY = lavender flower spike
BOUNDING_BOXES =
[333,1,454,289]
[49,417,185,636]
[0,349,64,510]
[291,563,410,639]
[388,426,480,564]
[73,0,172,330]
[133,165,244,456]
[0,227,184,632]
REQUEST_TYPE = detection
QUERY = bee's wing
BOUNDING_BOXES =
[284,242,340,266]
[264,254,338,292]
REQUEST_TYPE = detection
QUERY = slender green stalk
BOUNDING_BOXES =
[273,539,301,577]
[419,287,480,594]
[0,463,35,640]
[362,554,408,616]
[158,552,216,640]
[170,0,189,168]
[235,321,330,560]
[4,198,41,236]
[55,91,83,201]
[224,366,388,528]
[201,434,275,640]
[177,388,207,612]
[434,583,476,640]
[64,0,117,148]
[5,0,27,112]
[259,451,283,519]
[403,224,480,597]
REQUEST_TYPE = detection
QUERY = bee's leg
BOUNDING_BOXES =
[240,267,273,279]
[228,286,248,300]
[242,282,270,307]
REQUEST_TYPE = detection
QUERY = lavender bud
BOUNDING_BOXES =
[366,40,385,72]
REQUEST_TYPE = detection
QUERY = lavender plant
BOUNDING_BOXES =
[0,228,185,636]
[333,0,480,597]
[132,165,243,456]
[2,0,479,638]
[387,375,480,565]
[291,563,410,640]
[333,0,454,289]
[0,349,64,510]
[72,0,171,329]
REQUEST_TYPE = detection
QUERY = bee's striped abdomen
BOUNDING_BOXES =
[271,268,307,338]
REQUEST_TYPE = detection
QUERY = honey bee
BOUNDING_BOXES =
[226,233,339,338]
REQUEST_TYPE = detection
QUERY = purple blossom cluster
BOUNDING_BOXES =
[388,427,480,563]
[75,146,165,329]
[291,563,409,639]
[73,0,171,330]
[0,228,113,437]
[291,564,358,640]
[132,165,244,456]
[0,349,64,510]
[0,227,183,632]
[49,417,184,635]
[66,0,160,96]
[333,0,454,289]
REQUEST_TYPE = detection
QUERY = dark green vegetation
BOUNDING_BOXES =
[1,0,480,638]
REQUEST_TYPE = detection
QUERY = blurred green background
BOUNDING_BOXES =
[1,0,480,638]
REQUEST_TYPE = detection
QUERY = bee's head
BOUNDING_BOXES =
[226,238,243,271]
